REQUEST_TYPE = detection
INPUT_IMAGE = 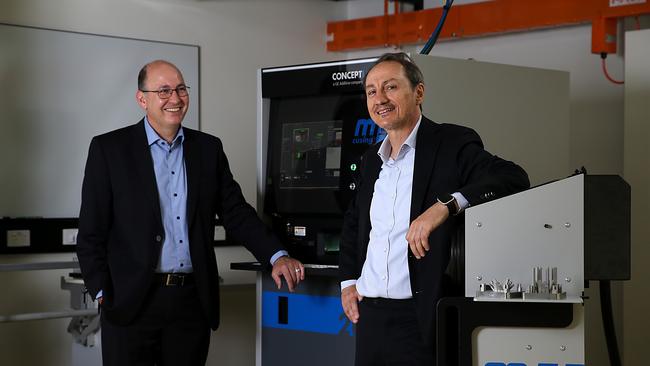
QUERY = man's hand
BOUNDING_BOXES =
[405,202,449,259]
[271,256,305,292]
[341,285,363,324]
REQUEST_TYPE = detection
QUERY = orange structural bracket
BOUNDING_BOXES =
[326,0,650,54]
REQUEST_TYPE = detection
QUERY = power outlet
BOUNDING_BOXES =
[7,230,31,247]
[62,228,78,245]
[214,225,226,241]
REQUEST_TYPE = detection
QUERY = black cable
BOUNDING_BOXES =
[599,280,622,366]
[420,0,454,55]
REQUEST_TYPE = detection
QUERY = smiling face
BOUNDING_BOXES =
[136,61,189,135]
[365,60,424,134]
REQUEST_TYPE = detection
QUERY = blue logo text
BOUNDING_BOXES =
[353,118,386,145]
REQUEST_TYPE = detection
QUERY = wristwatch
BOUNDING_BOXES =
[437,193,460,216]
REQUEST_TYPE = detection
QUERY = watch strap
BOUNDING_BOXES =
[437,193,460,216]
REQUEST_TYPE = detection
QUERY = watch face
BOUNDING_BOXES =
[438,194,457,215]
[442,194,459,215]
[438,194,454,205]
[446,201,455,214]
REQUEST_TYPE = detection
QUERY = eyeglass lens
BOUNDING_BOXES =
[159,86,189,98]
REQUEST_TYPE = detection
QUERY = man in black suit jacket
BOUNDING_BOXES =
[77,60,304,366]
[339,53,530,366]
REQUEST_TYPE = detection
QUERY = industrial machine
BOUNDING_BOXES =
[258,57,381,264]
[243,169,630,366]
[436,173,630,366]
[245,55,629,366]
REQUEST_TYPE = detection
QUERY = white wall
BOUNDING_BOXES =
[623,28,650,366]
[0,1,345,365]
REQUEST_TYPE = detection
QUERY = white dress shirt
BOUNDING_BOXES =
[341,117,468,299]
[355,118,421,298]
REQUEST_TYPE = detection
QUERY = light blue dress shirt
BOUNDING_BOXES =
[144,118,192,273]
[96,119,287,299]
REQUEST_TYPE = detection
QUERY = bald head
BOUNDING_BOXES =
[138,60,183,91]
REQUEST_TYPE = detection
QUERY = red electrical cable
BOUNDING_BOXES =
[601,57,624,85]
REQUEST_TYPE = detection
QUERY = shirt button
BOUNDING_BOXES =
[381,276,386,280]
[171,171,175,175]
[180,263,184,267]
[179,240,183,244]
[155,235,162,242]
[176,216,180,220]
[174,193,178,197]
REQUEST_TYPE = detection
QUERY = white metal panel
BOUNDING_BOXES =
[465,175,585,302]
[474,305,584,365]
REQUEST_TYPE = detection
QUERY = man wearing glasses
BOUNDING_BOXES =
[76,60,304,365]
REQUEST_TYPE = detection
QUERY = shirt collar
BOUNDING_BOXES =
[377,115,422,163]
[144,116,184,147]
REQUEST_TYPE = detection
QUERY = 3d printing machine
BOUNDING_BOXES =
[437,173,629,366]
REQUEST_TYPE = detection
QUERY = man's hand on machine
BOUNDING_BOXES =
[271,256,305,292]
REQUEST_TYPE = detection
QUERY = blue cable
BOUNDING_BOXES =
[420,0,454,55]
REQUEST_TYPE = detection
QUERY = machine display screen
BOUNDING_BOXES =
[279,120,342,189]
[260,59,378,263]
[265,93,372,215]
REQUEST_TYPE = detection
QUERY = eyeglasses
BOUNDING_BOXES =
[140,85,190,99]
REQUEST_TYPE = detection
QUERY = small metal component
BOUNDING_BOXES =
[544,268,550,293]
[503,278,514,292]
[551,283,562,294]
[476,276,482,281]
[525,345,532,351]
[560,345,567,351]
[524,266,568,300]
[487,280,500,292]
[565,222,571,228]
[349,182,356,190]
[551,267,558,285]
[476,222,482,228]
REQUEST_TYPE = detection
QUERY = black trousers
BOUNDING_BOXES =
[100,276,211,366]
[355,297,434,366]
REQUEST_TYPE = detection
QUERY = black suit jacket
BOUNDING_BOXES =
[77,120,283,329]
[339,116,530,346]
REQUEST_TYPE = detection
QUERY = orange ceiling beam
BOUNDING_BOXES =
[326,0,650,54]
